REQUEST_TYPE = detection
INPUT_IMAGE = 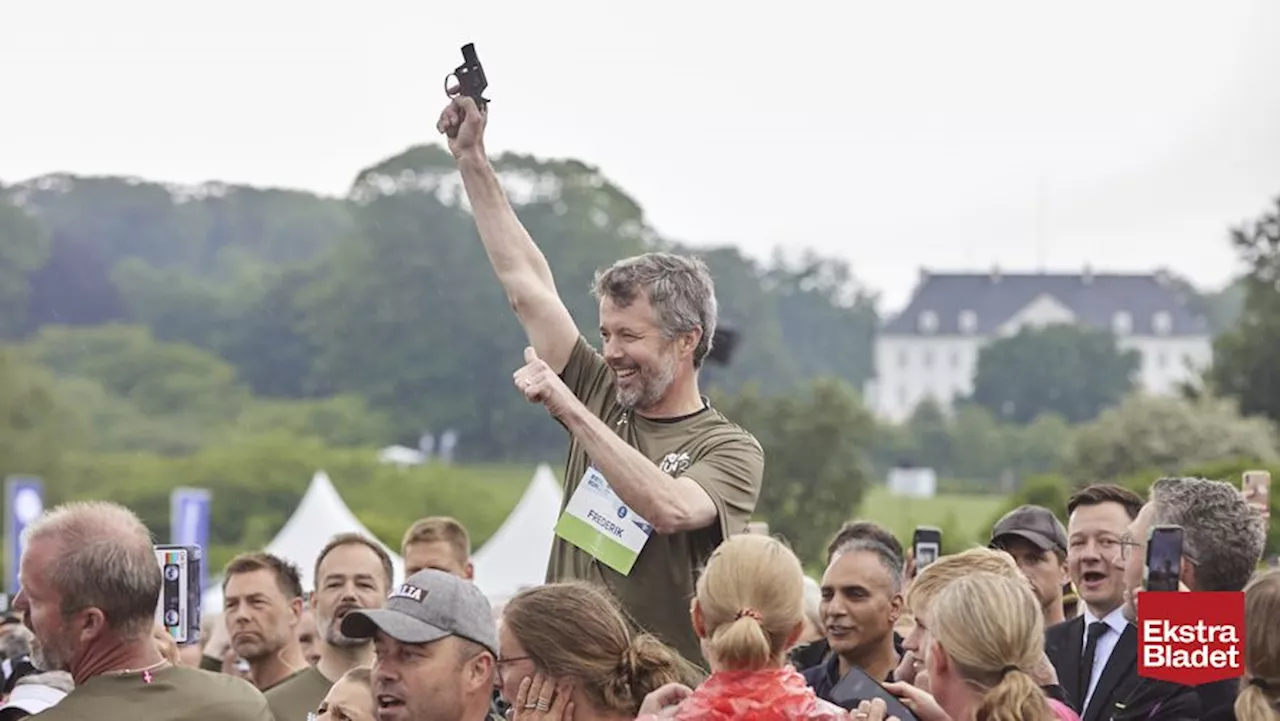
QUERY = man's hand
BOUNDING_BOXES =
[437,93,487,159]
[514,346,581,420]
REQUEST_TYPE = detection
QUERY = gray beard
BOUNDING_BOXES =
[30,637,69,673]
[324,625,368,649]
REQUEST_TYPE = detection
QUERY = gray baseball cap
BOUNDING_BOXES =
[341,569,498,656]
[990,504,1069,557]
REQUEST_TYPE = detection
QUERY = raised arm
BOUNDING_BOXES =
[438,96,580,373]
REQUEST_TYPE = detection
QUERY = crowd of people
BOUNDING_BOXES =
[0,88,1276,721]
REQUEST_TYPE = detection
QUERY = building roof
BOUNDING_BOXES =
[882,269,1209,337]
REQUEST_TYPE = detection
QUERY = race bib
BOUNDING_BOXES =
[554,466,654,575]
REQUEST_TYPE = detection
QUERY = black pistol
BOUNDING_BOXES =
[444,43,489,137]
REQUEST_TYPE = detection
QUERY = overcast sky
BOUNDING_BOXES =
[4,0,1278,313]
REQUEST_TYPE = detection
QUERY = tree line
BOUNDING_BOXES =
[1,141,1278,567]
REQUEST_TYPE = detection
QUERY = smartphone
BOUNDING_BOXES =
[154,545,202,645]
[913,526,942,569]
[830,665,919,720]
[1243,470,1271,517]
[1144,525,1184,592]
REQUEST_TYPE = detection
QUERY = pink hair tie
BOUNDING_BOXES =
[736,607,764,623]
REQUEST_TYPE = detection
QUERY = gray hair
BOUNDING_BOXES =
[0,625,33,660]
[831,538,906,595]
[14,670,74,693]
[23,501,162,639]
[1149,477,1267,593]
[801,576,822,632]
[592,252,718,368]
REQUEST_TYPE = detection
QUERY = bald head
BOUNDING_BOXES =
[23,501,161,638]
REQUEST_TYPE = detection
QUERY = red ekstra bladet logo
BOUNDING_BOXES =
[1137,591,1245,686]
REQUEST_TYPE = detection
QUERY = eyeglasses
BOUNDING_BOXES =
[497,655,531,667]
[1117,535,1142,561]
[1117,534,1198,565]
[496,655,532,681]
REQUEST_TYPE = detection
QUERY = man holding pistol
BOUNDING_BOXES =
[435,89,764,668]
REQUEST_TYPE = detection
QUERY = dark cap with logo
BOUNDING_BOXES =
[989,504,1068,556]
[341,569,498,656]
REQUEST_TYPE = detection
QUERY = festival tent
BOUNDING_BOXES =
[471,463,564,605]
[201,470,406,612]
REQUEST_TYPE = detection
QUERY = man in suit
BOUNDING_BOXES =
[1046,484,1144,721]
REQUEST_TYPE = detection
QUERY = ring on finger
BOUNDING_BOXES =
[536,701,550,712]
[524,703,538,709]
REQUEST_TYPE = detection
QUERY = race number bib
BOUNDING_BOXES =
[554,466,654,575]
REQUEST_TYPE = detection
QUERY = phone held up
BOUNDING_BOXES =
[913,526,942,569]
[154,544,202,645]
[1143,525,1184,592]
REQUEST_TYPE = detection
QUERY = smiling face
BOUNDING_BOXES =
[599,293,688,411]
[819,550,901,662]
[1067,501,1132,617]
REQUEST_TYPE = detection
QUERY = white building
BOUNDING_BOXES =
[866,268,1214,423]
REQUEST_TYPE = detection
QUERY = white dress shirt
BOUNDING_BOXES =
[1080,606,1128,712]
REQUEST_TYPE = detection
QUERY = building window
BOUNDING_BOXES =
[898,349,909,368]
[958,310,978,334]
[897,385,908,406]
[1112,311,1132,336]
[1155,352,1167,369]
[950,350,961,369]
[1153,311,1172,336]
[922,350,934,369]
[918,311,939,335]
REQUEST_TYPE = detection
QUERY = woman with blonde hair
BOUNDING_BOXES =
[1225,568,1280,721]
[899,571,1058,721]
[637,534,848,720]
[500,581,699,720]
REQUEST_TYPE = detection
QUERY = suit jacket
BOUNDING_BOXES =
[1107,677,1202,721]
[1046,615,1138,721]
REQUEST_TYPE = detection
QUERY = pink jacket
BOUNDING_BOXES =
[637,668,849,721]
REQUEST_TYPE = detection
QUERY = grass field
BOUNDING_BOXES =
[852,484,1007,552]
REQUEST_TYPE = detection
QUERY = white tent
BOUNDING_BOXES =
[472,464,564,605]
[202,471,406,612]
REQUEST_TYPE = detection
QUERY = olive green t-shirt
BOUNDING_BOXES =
[30,665,272,721]
[547,336,765,667]
[264,665,333,721]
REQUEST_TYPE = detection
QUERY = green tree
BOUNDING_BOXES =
[904,399,953,471]
[0,350,83,480]
[0,195,51,338]
[1066,394,1279,482]
[714,378,877,567]
[1211,197,1280,423]
[970,324,1139,425]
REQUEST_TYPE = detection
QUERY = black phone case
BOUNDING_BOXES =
[829,666,919,720]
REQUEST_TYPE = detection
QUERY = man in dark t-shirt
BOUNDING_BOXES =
[13,500,271,721]
[436,94,765,667]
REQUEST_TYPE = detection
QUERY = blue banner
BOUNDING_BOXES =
[5,477,45,595]
[170,487,211,592]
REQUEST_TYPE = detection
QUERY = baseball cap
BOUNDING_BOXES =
[989,505,1068,556]
[0,681,68,715]
[341,569,498,657]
